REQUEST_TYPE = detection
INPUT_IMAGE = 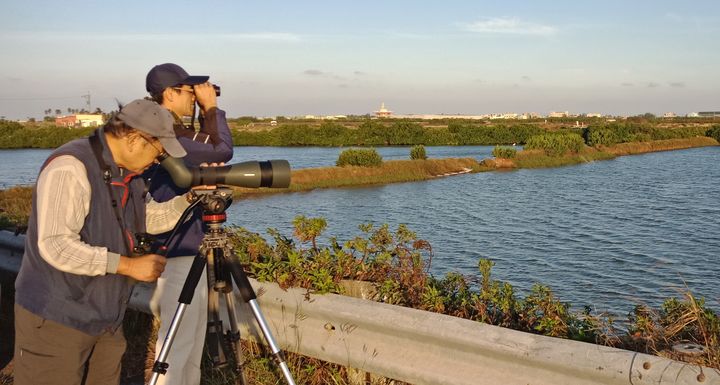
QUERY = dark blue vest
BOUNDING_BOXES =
[15,131,147,335]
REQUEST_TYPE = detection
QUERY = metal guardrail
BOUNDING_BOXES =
[1,230,718,384]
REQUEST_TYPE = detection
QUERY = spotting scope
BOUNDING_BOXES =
[159,155,291,189]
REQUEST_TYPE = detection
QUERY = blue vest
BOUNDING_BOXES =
[15,130,147,335]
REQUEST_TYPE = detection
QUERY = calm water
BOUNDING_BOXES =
[1,146,718,315]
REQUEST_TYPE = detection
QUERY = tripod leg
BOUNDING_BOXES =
[206,270,228,368]
[223,289,249,385]
[149,253,207,385]
[226,258,297,385]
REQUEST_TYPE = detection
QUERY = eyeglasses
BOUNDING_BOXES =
[139,135,166,158]
[173,87,195,95]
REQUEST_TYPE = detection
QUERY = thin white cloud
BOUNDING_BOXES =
[462,17,558,36]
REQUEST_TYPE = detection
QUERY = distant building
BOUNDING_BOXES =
[391,114,488,120]
[548,111,570,118]
[698,111,720,117]
[374,102,393,118]
[585,113,602,118]
[303,115,347,120]
[55,114,104,128]
[663,112,677,118]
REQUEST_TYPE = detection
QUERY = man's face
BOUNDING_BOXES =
[169,85,196,117]
[124,134,164,173]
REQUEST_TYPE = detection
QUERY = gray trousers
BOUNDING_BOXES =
[13,304,126,385]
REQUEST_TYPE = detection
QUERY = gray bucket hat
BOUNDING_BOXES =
[116,99,187,158]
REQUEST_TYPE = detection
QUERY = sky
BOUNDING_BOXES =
[1,0,719,120]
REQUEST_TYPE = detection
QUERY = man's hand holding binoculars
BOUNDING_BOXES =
[193,82,217,112]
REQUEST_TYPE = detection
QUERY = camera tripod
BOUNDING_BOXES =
[149,188,296,385]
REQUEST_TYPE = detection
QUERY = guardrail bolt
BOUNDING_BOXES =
[697,373,705,382]
[643,362,651,370]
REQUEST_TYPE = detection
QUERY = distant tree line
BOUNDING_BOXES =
[0,120,93,148]
[233,120,547,147]
[232,120,711,147]
[0,118,715,150]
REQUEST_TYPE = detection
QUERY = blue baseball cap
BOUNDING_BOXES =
[146,63,209,95]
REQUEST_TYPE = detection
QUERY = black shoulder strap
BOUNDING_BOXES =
[89,130,133,255]
[88,130,112,183]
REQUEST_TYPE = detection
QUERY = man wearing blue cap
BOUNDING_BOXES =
[144,63,233,385]
[14,99,194,385]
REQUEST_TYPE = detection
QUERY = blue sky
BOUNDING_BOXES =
[1,0,719,119]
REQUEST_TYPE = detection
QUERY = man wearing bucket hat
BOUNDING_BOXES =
[13,99,194,385]
[144,63,233,385]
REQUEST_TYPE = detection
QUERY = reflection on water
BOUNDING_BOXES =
[1,145,718,314]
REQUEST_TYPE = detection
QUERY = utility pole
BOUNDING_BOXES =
[81,92,91,113]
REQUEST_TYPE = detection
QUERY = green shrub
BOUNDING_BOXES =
[492,146,517,159]
[410,145,427,160]
[707,125,720,142]
[0,124,94,149]
[336,148,383,167]
[583,127,619,146]
[525,133,585,156]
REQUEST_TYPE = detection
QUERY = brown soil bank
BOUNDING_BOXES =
[603,136,718,156]
[494,137,719,170]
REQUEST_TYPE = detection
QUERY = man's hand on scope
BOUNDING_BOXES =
[193,82,217,112]
[195,161,225,190]
[117,254,167,282]
[183,163,224,203]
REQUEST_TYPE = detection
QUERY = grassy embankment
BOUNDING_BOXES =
[233,136,719,197]
[511,136,718,169]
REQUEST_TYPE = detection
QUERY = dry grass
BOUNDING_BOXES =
[0,187,32,230]
[233,157,484,196]
[660,292,720,368]
[603,137,718,156]
[509,137,718,170]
